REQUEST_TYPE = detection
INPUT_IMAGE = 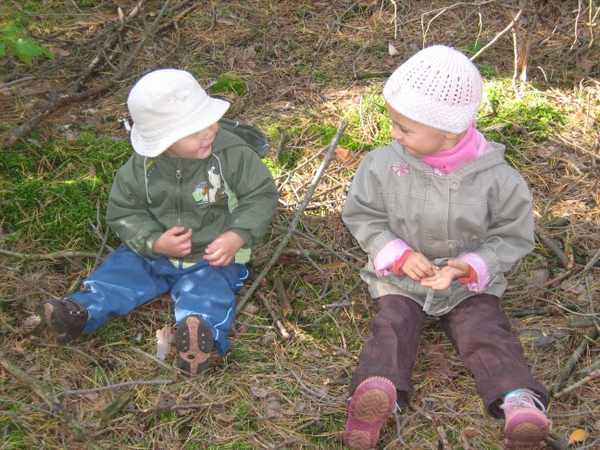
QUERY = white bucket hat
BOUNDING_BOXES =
[127,69,230,157]
[383,45,483,134]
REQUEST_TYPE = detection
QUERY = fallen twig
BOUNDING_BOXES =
[271,225,360,271]
[470,0,529,62]
[5,0,173,148]
[273,273,292,316]
[575,358,600,378]
[125,394,239,413]
[255,291,291,340]
[410,401,453,450]
[551,327,600,394]
[554,368,600,398]
[237,119,348,311]
[0,349,104,450]
[535,228,572,269]
[56,379,173,398]
[0,248,99,260]
[544,435,568,450]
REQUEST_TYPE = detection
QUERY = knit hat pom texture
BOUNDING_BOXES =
[383,45,483,134]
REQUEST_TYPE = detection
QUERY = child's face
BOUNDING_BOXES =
[165,122,220,159]
[386,103,460,158]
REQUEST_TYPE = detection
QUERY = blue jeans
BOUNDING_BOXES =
[69,246,248,355]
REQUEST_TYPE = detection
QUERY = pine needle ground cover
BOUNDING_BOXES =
[1,1,599,449]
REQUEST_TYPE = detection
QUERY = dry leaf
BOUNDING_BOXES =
[215,413,234,423]
[49,48,70,57]
[23,314,41,329]
[462,427,477,438]
[570,112,596,124]
[156,325,174,361]
[568,429,588,445]
[424,341,449,383]
[335,147,353,163]
[530,269,549,287]
[250,386,269,399]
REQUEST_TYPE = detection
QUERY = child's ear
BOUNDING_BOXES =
[444,130,466,142]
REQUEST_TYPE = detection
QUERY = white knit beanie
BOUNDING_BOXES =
[382,45,483,134]
[127,69,230,157]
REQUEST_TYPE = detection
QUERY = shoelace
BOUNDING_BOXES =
[500,389,546,413]
[64,299,87,316]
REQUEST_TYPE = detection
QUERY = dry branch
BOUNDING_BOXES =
[551,327,600,395]
[535,228,572,269]
[125,394,239,413]
[410,401,453,450]
[237,119,349,311]
[4,0,173,148]
[470,0,529,62]
[0,349,104,450]
[56,379,173,398]
[0,248,99,260]
[255,291,291,340]
[554,367,600,398]
[273,274,292,316]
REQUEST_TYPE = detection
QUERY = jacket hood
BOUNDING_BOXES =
[218,118,269,158]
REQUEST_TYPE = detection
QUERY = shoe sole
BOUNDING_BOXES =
[175,315,214,376]
[505,408,550,448]
[39,299,73,344]
[343,377,396,450]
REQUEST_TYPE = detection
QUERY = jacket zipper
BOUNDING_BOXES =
[175,168,183,269]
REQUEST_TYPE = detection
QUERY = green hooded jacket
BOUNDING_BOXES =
[106,120,279,267]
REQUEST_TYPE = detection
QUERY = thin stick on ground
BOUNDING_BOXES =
[554,367,600,398]
[410,401,453,450]
[255,291,291,339]
[470,0,529,62]
[551,327,600,394]
[237,119,349,311]
[273,273,292,316]
[4,0,173,148]
[0,350,104,450]
[56,379,173,398]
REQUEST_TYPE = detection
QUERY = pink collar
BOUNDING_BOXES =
[421,123,478,174]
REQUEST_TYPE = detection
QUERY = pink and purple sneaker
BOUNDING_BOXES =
[501,389,551,448]
[343,377,397,450]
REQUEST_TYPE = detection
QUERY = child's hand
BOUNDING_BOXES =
[203,231,245,266]
[152,226,193,257]
[401,252,439,281]
[420,259,471,290]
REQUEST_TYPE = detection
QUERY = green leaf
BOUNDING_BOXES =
[0,43,5,57]
[13,47,33,65]
[14,37,44,57]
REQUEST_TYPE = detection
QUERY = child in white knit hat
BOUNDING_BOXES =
[38,69,279,376]
[342,45,550,449]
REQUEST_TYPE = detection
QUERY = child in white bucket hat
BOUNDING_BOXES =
[38,69,279,376]
[342,45,550,449]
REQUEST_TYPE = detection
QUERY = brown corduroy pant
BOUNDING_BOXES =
[348,293,547,418]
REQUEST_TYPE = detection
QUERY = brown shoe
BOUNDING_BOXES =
[38,299,88,344]
[174,314,214,376]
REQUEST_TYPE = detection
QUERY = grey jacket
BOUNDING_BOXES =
[107,120,279,267]
[342,139,534,315]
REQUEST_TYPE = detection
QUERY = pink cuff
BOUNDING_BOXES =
[392,250,415,275]
[374,239,412,276]
[457,265,477,283]
[456,253,490,292]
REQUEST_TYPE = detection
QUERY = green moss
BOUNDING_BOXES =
[210,76,248,97]
[0,133,131,250]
